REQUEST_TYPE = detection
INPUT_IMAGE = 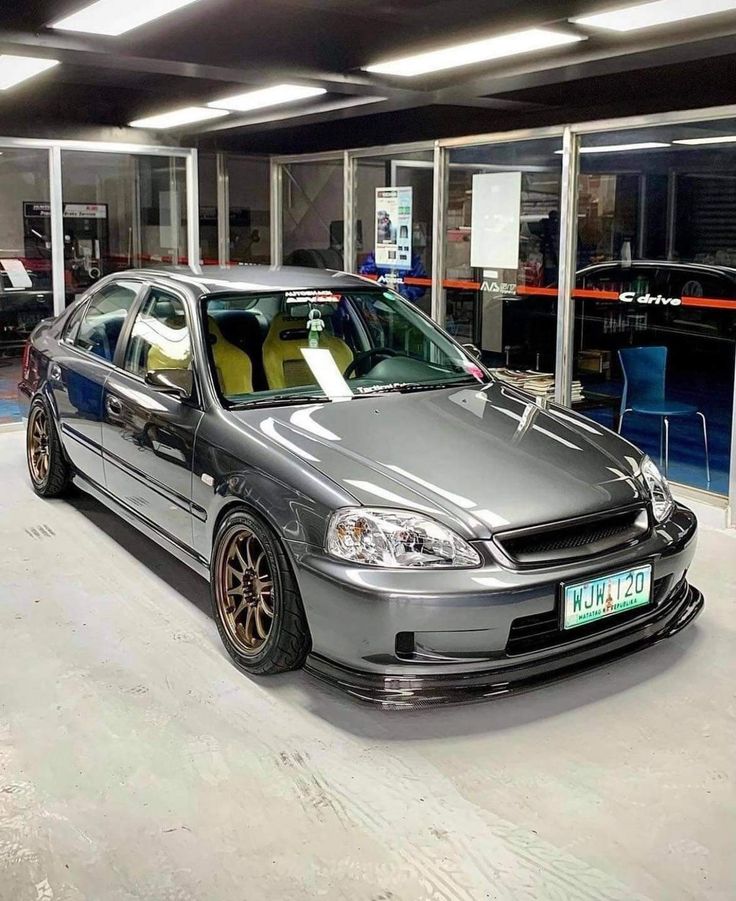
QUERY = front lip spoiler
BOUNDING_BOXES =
[304,581,704,709]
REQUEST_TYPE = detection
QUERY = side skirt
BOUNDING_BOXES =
[72,472,210,580]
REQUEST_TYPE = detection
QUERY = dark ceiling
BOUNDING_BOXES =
[2,1,736,152]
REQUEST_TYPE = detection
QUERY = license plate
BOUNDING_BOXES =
[562,564,652,630]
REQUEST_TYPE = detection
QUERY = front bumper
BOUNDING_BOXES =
[290,505,701,707]
[305,580,703,708]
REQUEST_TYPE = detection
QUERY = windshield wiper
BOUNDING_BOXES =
[232,393,333,410]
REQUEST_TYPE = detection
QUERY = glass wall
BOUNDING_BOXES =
[0,143,195,427]
[282,159,344,269]
[0,149,53,425]
[228,156,270,265]
[443,137,564,395]
[61,151,188,307]
[573,122,736,495]
[355,150,434,316]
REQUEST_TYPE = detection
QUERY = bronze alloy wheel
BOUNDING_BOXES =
[216,525,275,655]
[28,405,50,486]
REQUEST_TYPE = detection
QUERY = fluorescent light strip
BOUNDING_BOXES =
[556,141,670,154]
[208,84,326,112]
[51,0,203,36]
[673,135,736,145]
[573,0,736,32]
[129,106,228,129]
[0,55,59,90]
[364,28,584,77]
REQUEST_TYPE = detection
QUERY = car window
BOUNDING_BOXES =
[75,281,139,361]
[580,266,667,296]
[124,288,192,377]
[62,300,89,343]
[666,270,734,300]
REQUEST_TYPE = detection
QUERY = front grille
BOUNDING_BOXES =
[495,506,649,567]
[506,575,678,656]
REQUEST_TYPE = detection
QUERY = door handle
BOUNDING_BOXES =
[106,396,123,417]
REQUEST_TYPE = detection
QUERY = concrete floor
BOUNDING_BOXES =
[0,429,734,901]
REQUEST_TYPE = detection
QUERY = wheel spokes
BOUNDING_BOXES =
[219,527,276,654]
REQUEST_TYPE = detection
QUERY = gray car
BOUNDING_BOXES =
[19,266,703,707]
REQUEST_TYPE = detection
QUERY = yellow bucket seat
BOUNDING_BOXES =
[262,313,353,390]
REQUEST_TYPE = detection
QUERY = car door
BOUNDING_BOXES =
[53,279,143,487]
[101,284,204,551]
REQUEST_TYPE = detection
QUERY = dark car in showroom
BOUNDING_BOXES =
[18,266,703,707]
[501,259,736,373]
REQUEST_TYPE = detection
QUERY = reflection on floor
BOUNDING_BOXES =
[0,358,21,425]
[0,428,733,900]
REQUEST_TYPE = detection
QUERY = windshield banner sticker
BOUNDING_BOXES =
[285,289,341,304]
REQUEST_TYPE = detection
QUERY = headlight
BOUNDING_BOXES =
[326,508,481,568]
[639,456,675,522]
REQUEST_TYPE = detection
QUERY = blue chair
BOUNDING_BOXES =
[618,346,709,485]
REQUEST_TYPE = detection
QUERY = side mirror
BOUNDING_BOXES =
[145,368,194,400]
[462,343,482,360]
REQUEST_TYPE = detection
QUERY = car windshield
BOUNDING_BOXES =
[202,287,488,406]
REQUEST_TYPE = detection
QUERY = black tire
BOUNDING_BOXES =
[210,509,311,675]
[26,397,73,498]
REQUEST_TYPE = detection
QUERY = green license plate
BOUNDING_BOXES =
[563,564,652,630]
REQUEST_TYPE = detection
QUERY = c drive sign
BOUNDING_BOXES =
[619,291,682,307]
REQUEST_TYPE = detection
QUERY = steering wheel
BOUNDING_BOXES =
[344,347,401,379]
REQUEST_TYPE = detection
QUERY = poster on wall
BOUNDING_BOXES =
[470,172,522,270]
[375,187,413,270]
[22,202,108,219]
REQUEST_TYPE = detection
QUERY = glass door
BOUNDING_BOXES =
[0,148,53,425]
[281,159,344,270]
[443,137,564,399]
[354,149,435,317]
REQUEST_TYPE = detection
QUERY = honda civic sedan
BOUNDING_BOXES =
[18,266,703,707]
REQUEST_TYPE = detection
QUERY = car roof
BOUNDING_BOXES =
[118,265,376,294]
[579,260,736,278]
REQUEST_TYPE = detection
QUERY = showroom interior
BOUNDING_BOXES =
[0,1,735,899]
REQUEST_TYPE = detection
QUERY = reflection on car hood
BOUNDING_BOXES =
[233,383,646,540]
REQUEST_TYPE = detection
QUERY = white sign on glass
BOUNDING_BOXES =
[375,187,413,271]
[470,172,522,270]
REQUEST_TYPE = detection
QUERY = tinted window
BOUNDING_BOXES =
[666,270,734,300]
[62,300,88,343]
[124,288,191,377]
[75,281,139,361]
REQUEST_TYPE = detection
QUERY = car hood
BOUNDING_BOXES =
[233,383,647,540]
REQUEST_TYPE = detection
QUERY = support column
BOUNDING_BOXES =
[554,127,581,407]
[48,146,65,315]
[343,150,357,273]
[431,142,448,326]
[216,152,230,266]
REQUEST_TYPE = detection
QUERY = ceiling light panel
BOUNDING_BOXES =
[364,28,585,77]
[0,55,59,90]
[208,84,327,112]
[673,135,736,145]
[129,107,228,129]
[555,142,670,154]
[573,0,736,32]
[51,0,203,37]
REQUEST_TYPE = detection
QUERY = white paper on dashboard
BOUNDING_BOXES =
[300,348,354,400]
[0,259,32,289]
[470,172,522,270]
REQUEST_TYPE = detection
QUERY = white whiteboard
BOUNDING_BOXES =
[470,172,522,270]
